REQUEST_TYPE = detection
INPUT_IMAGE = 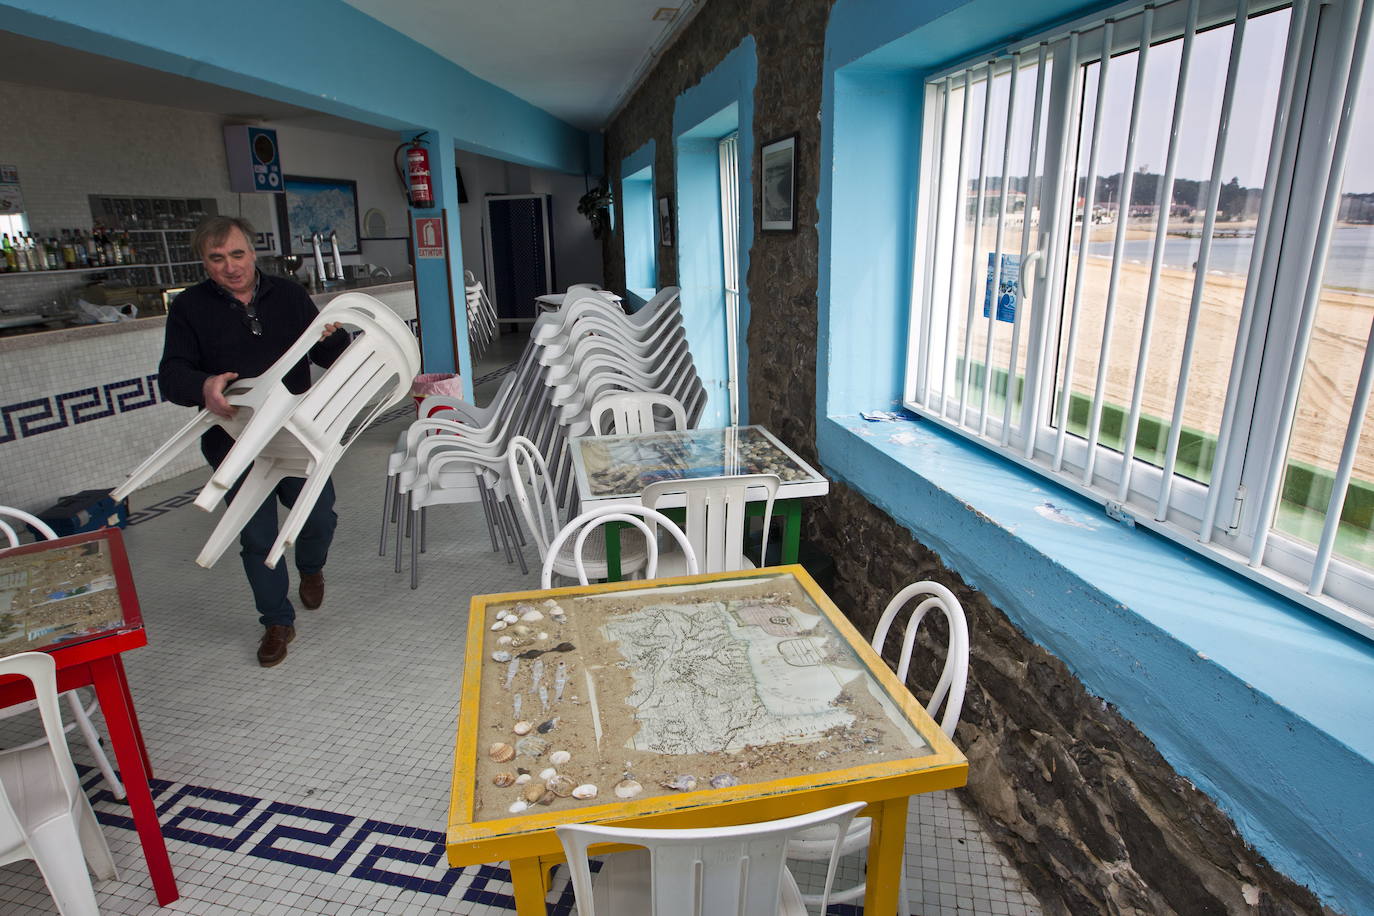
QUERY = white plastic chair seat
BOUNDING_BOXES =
[0,652,117,916]
[546,522,650,582]
[589,848,811,915]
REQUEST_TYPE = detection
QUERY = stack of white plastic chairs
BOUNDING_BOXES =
[464,270,498,357]
[113,293,421,570]
[383,285,706,585]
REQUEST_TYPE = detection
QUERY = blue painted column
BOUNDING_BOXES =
[406,130,474,401]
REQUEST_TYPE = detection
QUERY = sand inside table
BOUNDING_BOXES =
[468,576,931,821]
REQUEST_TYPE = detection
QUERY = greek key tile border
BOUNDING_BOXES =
[76,765,586,912]
[0,375,162,446]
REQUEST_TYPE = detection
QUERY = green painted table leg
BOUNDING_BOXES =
[605,519,623,581]
[780,499,802,564]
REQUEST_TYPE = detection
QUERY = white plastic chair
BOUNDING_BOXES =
[0,507,125,800]
[556,801,864,916]
[113,293,420,570]
[786,580,971,910]
[0,652,117,916]
[589,392,689,436]
[640,474,780,576]
[540,504,699,588]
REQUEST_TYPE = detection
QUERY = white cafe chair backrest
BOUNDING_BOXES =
[590,392,689,436]
[640,473,780,574]
[556,801,865,916]
[541,505,698,589]
[0,506,58,548]
[871,580,970,738]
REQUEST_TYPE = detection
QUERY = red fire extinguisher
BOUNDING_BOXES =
[405,138,434,209]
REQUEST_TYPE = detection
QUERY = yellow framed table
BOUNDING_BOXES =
[447,565,967,915]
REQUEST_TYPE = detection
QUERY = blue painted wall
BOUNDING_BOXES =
[621,141,658,302]
[672,38,759,428]
[3,0,590,376]
[818,0,1374,911]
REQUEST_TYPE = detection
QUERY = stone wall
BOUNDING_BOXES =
[601,1,1334,913]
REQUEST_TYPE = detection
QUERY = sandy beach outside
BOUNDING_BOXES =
[935,220,1374,485]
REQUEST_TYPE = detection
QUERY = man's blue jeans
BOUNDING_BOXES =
[225,475,337,627]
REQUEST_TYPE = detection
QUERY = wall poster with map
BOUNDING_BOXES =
[276,175,361,256]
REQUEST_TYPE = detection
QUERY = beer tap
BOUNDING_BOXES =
[328,230,345,283]
[311,232,327,284]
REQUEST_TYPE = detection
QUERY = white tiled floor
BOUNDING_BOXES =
[0,328,1043,915]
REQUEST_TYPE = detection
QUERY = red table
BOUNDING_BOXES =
[0,527,177,905]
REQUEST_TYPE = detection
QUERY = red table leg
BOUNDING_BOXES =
[89,656,179,905]
[111,655,152,777]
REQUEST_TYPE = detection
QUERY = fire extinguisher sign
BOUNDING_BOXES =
[415,217,444,258]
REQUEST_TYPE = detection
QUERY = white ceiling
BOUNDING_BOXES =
[340,0,687,130]
[0,2,689,140]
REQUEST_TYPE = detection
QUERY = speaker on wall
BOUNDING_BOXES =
[224,125,283,193]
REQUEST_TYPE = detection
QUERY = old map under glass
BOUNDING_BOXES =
[0,540,125,654]
[470,572,931,821]
[574,426,819,499]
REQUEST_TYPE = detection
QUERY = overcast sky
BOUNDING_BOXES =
[957,6,1374,196]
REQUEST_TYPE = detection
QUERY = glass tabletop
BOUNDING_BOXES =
[0,534,133,656]
[460,569,939,825]
[572,425,824,500]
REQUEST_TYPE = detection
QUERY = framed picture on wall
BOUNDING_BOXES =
[275,175,361,255]
[760,134,798,232]
[658,195,674,247]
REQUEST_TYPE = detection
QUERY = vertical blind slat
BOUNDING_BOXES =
[1155,0,1250,517]
[1250,0,1374,566]
[1198,0,1314,541]
[1024,32,1081,461]
[1311,316,1374,593]
[980,55,1021,434]
[1004,44,1050,447]
[958,64,999,425]
[942,71,977,420]
[1083,7,1155,485]
[1053,20,1115,472]
[918,83,951,406]
[1119,0,1201,503]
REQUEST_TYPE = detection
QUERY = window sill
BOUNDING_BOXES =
[817,411,1374,903]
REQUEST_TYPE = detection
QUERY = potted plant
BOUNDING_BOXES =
[577,185,614,239]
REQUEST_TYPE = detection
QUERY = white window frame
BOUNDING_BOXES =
[904,0,1374,638]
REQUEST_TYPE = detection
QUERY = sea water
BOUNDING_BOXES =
[1086,224,1374,292]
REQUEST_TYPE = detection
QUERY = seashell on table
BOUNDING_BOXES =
[549,750,571,766]
[488,743,515,763]
[660,774,697,792]
[492,771,516,788]
[572,784,598,800]
[546,774,577,797]
[614,778,643,799]
[515,735,549,758]
[512,720,533,736]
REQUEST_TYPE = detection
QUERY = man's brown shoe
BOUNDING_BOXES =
[299,572,325,610]
[257,625,295,667]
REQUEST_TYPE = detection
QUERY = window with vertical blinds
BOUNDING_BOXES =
[904,0,1374,636]
[718,132,742,426]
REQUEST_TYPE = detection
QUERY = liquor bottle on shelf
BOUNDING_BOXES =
[60,230,76,269]
[2,234,16,272]
[45,235,59,270]
[25,234,45,271]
